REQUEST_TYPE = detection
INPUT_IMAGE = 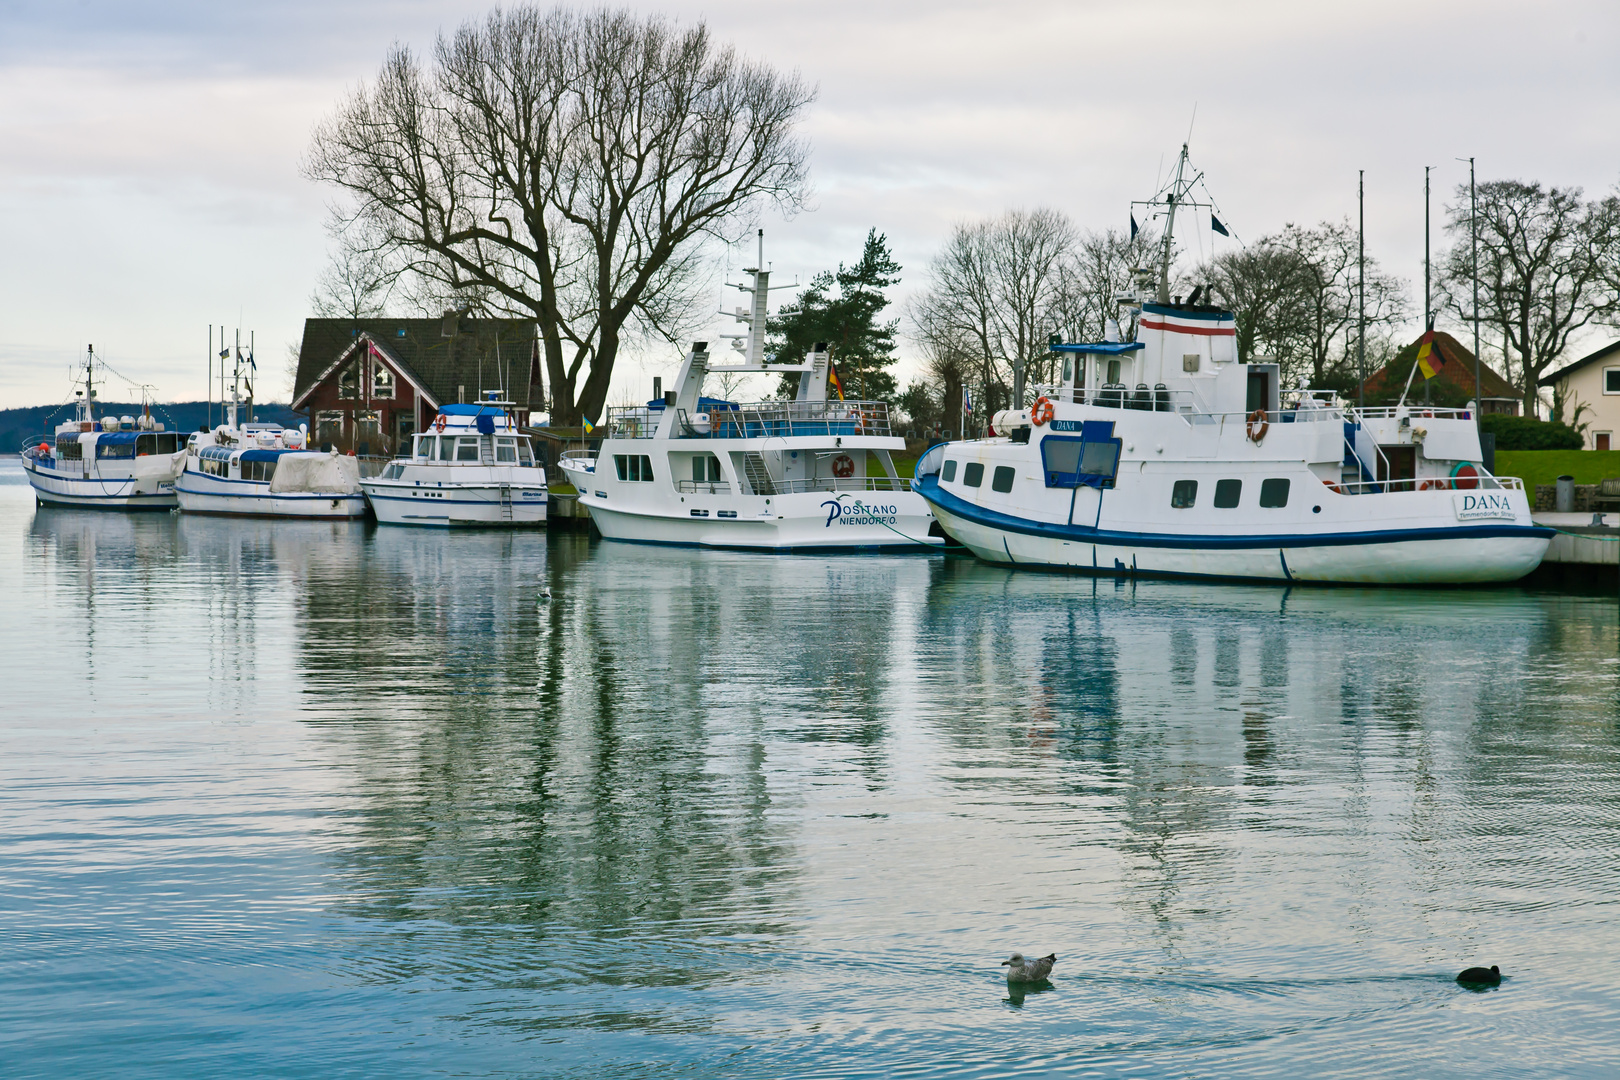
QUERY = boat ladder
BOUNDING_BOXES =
[740,452,776,496]
[499,484,513,521]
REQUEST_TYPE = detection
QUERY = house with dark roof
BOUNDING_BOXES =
[291,314,545,455]
[1358,330,1519,415]
[1538,339,1620,450]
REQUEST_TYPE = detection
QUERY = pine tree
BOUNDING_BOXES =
[769,230,902,399]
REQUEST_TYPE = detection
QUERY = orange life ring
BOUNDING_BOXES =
[1322,479,1341,493]
[1417,479,1445,491]
[434,414,447,432]
[1030,396,1055,426]
[1246,409,1269,443]
[831,454,855,479]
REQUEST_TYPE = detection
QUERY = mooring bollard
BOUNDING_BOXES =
[1556,474,1575,513]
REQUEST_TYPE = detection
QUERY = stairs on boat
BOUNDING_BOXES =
[740,452,776,496]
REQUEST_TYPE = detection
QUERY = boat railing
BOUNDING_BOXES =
[673,400,891,439]
[1325,474,1524,495]
[559,449,598,468]
[675,480,733,494]
[769,477,913,494]
[606,406,661,439]
[1031,384,1348,423]
[1350,406,1474,421]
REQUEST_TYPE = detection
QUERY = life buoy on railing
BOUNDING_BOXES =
[1417,479,1445,491]
[1031,396,1055,426]
[1322,479,1341,493]
[831,454,856,479]
[1246,409,1269,443]
[434,414,447,433]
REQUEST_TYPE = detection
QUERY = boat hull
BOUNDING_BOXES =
[23,458,178,510]
[176,475,367,519]
[361,480,548,527]
[923,484,1550,585]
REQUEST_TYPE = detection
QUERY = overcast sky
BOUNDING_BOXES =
[3,0,1618,409]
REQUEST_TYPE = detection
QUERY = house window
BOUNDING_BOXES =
[372,360,395,399]
[316,410,343,447]
[942,460,957,482]
[1259,478,1290,508]
[963,462,985,488]
[338,363,359,399]
[1214,479,1242,508]
[355,411,380,454]
[991,465,1016,493]
[1171,480,1198,508]
[614,454,654,482]
[1606,368,1620,394]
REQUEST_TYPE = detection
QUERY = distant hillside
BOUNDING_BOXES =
[2,401,305,452]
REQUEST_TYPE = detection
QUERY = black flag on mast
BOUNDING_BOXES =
[1211,214,1230,237]
[1130,213,1138,241]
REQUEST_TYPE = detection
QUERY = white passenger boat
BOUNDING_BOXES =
[176,346,366,519]
[559,245,943,551]
[20,346,186,511]
[359,398,548,527]
[913,153,1550,585]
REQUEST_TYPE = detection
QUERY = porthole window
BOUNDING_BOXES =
[1171,480,1198,508]
[942,459,958,482]
[1214,479,1242,508]
[963,462,984,487]
[992,465,1016,493]
[1259,478,1290,508]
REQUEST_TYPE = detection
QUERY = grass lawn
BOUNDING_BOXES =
[1493,450,1620,489]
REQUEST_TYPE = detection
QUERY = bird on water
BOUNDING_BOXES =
[1457,965,1502,988]
[1002,952,1056,982]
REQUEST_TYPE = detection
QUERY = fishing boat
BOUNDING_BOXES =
[20,346,187,511]
[359,396,548,527]
[176,342,367,519]
[558,235,943,551]
[912,148,1550,585]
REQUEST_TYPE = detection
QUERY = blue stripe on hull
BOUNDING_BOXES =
[915,476,1552,550]
[596,534,938,555]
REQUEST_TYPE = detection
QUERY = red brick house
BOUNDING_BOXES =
[292,314,545,455]
[1360,331,1520,414]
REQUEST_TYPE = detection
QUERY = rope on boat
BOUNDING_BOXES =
[1544,526,1620,542]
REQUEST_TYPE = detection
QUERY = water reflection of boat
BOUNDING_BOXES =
[20,346,186,511]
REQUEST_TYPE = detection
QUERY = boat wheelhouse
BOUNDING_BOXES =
[21,346,186,511]
[912,149,1549,585]
[559,238,942,551]
[359,398,547,527]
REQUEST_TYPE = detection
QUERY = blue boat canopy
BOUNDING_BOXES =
[240,448,294,462]
[437,403,505,416]
[1049,342,1146,355]
[96,432,140,446]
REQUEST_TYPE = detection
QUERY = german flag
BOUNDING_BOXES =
[1416,324,1445,380]
[827,361,846,401]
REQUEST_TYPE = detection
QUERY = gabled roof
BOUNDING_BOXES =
[1538,339,1620,387]
[291,318,541,412]
[1362,330,1518,400]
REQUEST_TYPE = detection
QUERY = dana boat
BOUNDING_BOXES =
[558,236,943,551]
[20,346,186,511]
[359,397,548,527]
[912,149,1550,585]
[175,343,366,519]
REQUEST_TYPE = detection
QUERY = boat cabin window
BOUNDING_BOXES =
[942,460,957,482]
[438,436,456,462]
[241,460,277,483]
[133,433,181,455]
[991,465,1016,493]
[98,439,136,460]
[55,437,83,460]
[692,454,721,483]
[1107,359,1121,384]
[456,437,481,462]
[1171,480,1198,508]
[518,440,535,467]
[615,454,654,482]
[414,436,431,461]
[1259,478,1290,508]
[495,437,518,463]
[963,462,985,488]
[1062,356,1073,383]
[1214,479,1242,508]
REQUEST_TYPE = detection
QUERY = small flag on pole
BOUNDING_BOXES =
[1130,213,1139,241]
[1211,214,1230,237]
[1416,323,1445,379]
[582,416,596,434]
[962,387,973,416]
[827,361,846,401]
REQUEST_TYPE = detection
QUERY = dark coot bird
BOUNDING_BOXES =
[1457,965,1502,988]
[1002,952,1056,983]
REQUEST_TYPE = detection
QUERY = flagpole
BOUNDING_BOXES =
[1423,165,1431,406]
[1470,157,1480,426]
[1358,170,1365,412]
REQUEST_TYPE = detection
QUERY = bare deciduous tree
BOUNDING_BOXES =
[305,5,814,425]
[1439,180,1620,415]
[310,220,398,319]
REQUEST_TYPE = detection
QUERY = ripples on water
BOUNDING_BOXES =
[2,461,1619,1077]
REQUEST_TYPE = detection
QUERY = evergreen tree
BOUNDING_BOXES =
[769,230,902,399]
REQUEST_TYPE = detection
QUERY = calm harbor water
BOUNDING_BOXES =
[3,458,1619,1077]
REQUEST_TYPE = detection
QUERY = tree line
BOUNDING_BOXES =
[304,3,1620,430]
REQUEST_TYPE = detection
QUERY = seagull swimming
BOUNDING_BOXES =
[1002,952,1056,982]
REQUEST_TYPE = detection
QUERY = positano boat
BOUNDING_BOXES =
[359,397,548,527]
[915,303,1551,584]
[21,346,186,511]
[559,245,942,551]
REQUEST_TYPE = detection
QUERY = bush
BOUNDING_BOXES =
[1480,413,1583,451]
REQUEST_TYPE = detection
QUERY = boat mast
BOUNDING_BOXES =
[1157,145,1188,304]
